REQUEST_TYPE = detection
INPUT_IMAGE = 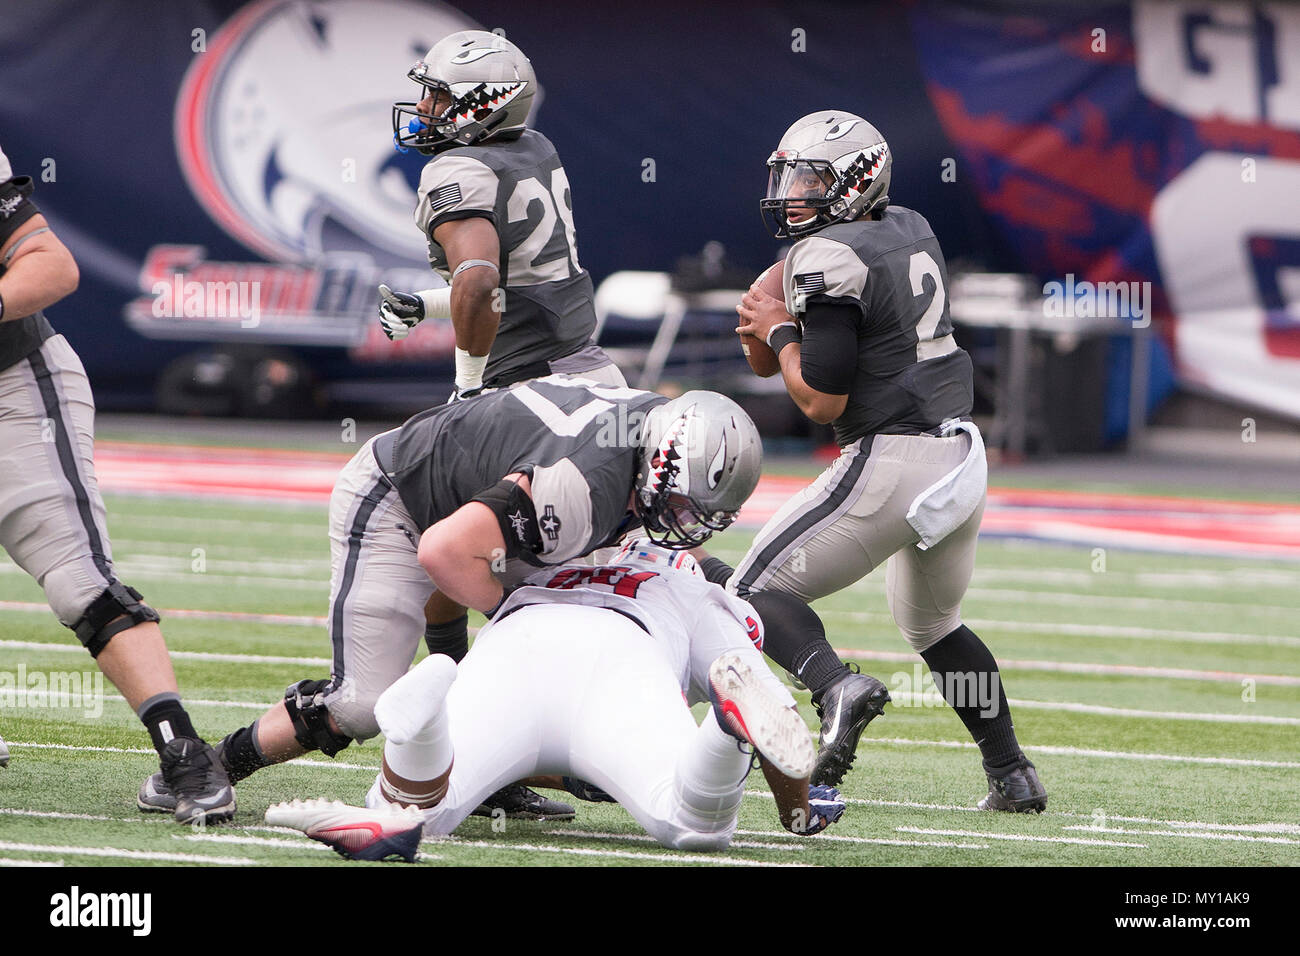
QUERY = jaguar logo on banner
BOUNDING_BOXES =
[174,0,480,264]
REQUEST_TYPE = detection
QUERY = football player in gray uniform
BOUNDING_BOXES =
[378,32,627,815]
[721,112,1046,812]
[379,30,622,396]
[138,380,764,818]
[0,145,233,823]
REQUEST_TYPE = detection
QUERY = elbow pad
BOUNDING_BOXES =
[470,478,542,558]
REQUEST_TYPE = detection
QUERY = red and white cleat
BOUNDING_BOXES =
[707,652,815,779]
[265,798,426,862]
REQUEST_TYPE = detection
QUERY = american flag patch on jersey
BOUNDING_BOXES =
[427,183,463,214]
[793,271,826,296]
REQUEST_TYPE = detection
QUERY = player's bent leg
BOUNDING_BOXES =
[560,615,749,852]
[370,653,457,807]
[887,501,1046,812]
[412,613,569,836]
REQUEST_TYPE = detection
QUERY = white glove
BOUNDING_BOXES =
[378,284,424,341]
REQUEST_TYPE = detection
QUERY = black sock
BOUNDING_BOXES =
[698,556,734,587]
[138,694,198,754]
[746,590,848,700]
[920,625,1022,770]
[218,721,269,783]
[425,613,470,663]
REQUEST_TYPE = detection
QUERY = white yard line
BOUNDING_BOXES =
[0,807,127,822]
[9,638,1296,690]
[835,648,1300,686]
[1061,825,1300,846]
[426,837,810,867]
[886,691,1300,726]
[544,829,803,852]
[0,857,63,867]
[0,840,254,865]
[111,516,322,536]
[840,577,1300,616]
[966,566,1300,589]
[824,609,1300,648]
[895,826,1147,848]
[0,562,328,590]
[0,601,326,627]
[0,639,330,668]
[181,832,444,861]
[864,736,1300,769]
[1,687,270,711]
[768,795,1300,834]
[179,833,329,851]
[733,828,989,850]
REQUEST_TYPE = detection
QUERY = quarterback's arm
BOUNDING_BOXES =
[737,286,848,424]
[432,216,502,375]
[0,214,79,322]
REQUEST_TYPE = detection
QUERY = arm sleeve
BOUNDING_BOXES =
[799,300,859,395]
[414,155,498,236]
[0,176,40,248]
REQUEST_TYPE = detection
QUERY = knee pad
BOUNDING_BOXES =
[284,679,355,756]
[71,581,161,658]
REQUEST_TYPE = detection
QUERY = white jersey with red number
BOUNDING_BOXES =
[486,558,767,705]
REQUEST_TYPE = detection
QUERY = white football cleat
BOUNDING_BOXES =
[708,652,815,779]
[265,798,426,862]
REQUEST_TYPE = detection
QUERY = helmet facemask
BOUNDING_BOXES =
[634,413,737,551]
[761,155,843,239]
[392,61,529,155]
[760,140,891,239]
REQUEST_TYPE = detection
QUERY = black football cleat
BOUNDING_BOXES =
[471,784,575,821]
[159,737,236,825]
[810,665,890,787]
[978,757,1048,813]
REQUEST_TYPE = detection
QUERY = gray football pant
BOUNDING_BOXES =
[0,335,116,629]
[728,432,984,652]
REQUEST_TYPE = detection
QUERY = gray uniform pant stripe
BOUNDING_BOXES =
[25,348,112,581]
[330,477,395,679]
[733,442,874,596]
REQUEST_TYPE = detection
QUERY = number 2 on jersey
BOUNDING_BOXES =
[506,168,580,282]
[908,250,947,360]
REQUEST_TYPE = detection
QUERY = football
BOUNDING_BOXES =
[740,258,786,378]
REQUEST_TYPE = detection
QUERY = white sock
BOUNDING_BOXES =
[375,654,456,787]
[374,653,457,745]
[673,710,751,829]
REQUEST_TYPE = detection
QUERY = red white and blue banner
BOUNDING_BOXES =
[1,0,1296,424]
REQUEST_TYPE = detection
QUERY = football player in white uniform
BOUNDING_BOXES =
[378,31,627,816]
[267,540,846,859]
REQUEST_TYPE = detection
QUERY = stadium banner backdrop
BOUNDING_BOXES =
[1,0,1294,429]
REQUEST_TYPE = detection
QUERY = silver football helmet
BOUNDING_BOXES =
[761,110,892,239]
[634,392,763,550]
[392,30,536,154]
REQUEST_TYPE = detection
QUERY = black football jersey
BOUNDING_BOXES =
[782,205,974,447]
[0,146,56,372]
[415,130,602,385]
[380,376,668,565]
